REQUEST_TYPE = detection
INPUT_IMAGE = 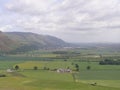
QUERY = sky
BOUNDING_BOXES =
[0,0,120,43]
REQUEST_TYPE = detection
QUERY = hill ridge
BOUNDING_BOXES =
[0,31,67,53]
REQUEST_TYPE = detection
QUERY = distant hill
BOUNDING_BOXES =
[71,43,120,52]
[0,31,68,53]
[0,31,18,53]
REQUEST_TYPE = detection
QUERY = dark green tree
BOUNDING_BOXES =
[34,66,38,70]
[15,65,19,70]
[75,64,79,71]
[86,66,91,70]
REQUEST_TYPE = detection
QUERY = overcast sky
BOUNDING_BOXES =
[0,0,120,43]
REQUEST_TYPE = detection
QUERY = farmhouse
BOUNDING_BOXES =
[6,69,14,73]
[57,68,72,73]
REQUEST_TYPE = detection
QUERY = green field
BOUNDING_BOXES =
[0,69,119,90]
[17,61,75,70]
[75,70,120,80]
[0,48,120,90]
[0,60,119,90]
[0,61,22,70]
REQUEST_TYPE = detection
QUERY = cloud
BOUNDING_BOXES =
[0,0,120,43]
[0,25,13,31]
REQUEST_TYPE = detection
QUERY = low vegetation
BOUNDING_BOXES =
[99,59,120,65]
[0,47,120,90]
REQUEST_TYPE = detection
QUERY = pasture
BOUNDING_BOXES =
[0,69,120,90]
[0,48,120,90]
[0,61,119,90]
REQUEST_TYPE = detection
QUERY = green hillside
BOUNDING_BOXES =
[0,31,67,53]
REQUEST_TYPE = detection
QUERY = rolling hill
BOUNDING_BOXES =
[0,31,68,53]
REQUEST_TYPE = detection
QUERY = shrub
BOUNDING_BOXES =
[0,74,6,77]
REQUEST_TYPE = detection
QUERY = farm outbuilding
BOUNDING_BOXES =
[57,68,72,73]
[6,69,13,73]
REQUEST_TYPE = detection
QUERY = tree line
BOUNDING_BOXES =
[99,59,120,65]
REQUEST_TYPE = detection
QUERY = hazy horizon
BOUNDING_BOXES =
[0,0,120,43]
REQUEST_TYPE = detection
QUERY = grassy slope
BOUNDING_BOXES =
[5,32,67,52]
[0,32,18,52]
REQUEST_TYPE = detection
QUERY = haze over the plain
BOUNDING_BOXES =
[0,0,120,43]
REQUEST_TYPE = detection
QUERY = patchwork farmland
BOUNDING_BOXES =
[0,48,120,90]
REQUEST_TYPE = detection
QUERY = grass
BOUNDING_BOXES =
[16,61,120,71]
[0,47,120,90]
[17,61,75,70]
[0,70,119,90]
[80,80,120,88]
[75,70,120,80]
[0,61,22,69]
[0,56,53,61]
[5,61,118,90]
[77,62,120,70]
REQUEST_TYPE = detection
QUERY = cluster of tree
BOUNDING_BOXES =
[15,65,39,70]
[33,66,38,70]
[74,64,79,71]
[99,59,120,65]
[0,74,6,77]
[72,62,92,71]
[43,67,50,70]
[14,65,50,71]
[53,51,68,54]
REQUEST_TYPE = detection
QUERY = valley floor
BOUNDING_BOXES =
[0,70,120,90]
[0,60,120,90]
